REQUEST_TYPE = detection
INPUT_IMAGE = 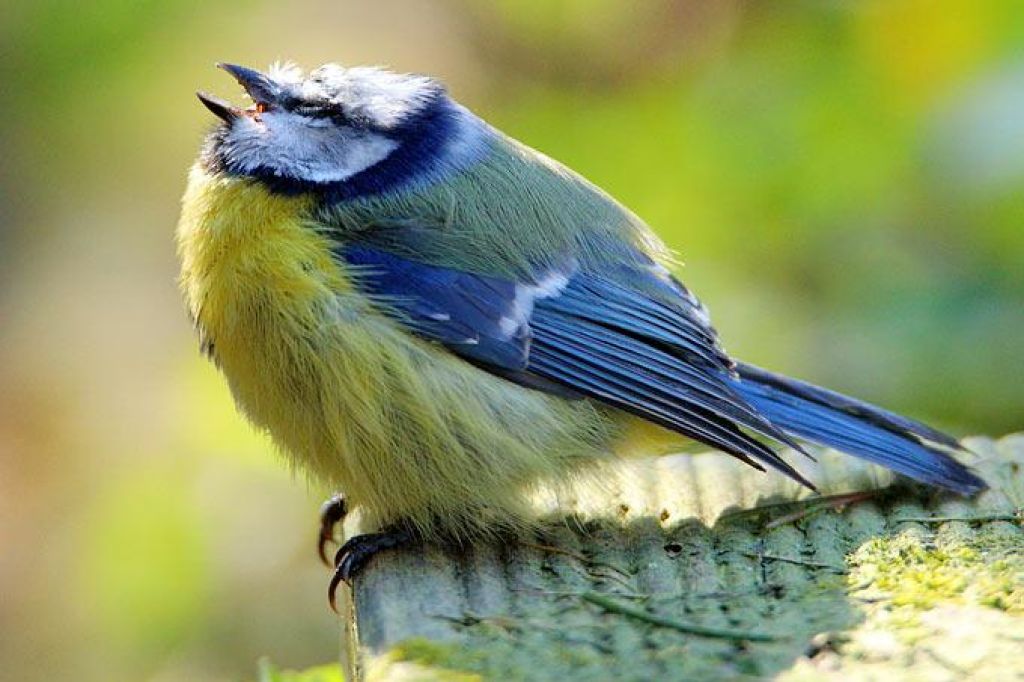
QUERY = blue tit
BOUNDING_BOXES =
[177,63,986,603]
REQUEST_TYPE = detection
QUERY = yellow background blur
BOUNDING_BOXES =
[1,1,1022,680]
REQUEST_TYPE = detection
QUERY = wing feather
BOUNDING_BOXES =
[336,242,814,487]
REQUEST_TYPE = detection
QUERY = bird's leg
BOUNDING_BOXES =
[317,493,348,566]
[328,524,416,611]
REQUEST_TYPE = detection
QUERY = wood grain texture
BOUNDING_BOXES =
[338,434,1023,681]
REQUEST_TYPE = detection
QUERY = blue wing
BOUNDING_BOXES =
[338,243,813,484]
[343,244,531,370]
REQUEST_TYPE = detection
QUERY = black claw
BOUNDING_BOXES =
[317,493,347,566]
[327,569,346,613]
[327,526,413,612]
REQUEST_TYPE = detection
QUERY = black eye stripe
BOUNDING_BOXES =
[290,102,377,128]
[295,105,337,118]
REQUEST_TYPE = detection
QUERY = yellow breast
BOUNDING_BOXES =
[176,164,346,320]
[176,166,356,472]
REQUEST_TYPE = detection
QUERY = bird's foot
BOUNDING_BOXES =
[317,493,348,566]
[328,525,415,611]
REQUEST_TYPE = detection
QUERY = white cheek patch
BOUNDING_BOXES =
[498,269,572,337]
[223,111,399,183]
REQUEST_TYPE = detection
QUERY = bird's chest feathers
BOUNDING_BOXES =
[176,167,353,424]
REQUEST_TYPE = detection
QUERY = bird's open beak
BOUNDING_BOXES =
[196,63,280,123]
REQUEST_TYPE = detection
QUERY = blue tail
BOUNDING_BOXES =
[731,362,987,495]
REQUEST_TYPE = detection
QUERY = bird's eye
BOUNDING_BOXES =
[255,102,270,114]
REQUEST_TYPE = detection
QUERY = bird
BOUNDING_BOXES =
[177,62,987,607]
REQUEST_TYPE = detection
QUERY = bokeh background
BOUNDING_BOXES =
[2,1,1022,680]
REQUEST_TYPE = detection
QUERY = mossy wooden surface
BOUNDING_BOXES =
[339,434,1023,681]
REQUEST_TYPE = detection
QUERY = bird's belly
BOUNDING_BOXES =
[205,281,619,536]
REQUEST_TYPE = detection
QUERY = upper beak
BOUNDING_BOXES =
[196,63,280,123]
[216,63,280,105]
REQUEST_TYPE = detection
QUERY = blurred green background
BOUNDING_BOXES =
[1,1,1022,680]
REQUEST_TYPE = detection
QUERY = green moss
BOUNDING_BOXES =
[390,638,463,668]
[385,639,484,681]
[256,658,344,682]
[847,528,1024,612]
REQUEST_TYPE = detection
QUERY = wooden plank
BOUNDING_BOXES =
[339,435,1023,681]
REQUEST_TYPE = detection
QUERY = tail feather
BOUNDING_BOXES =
[731,362,987,495]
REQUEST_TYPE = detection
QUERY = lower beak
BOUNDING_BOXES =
[196,91,241,123]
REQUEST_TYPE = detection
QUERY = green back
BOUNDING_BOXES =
[316,133,672,280]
